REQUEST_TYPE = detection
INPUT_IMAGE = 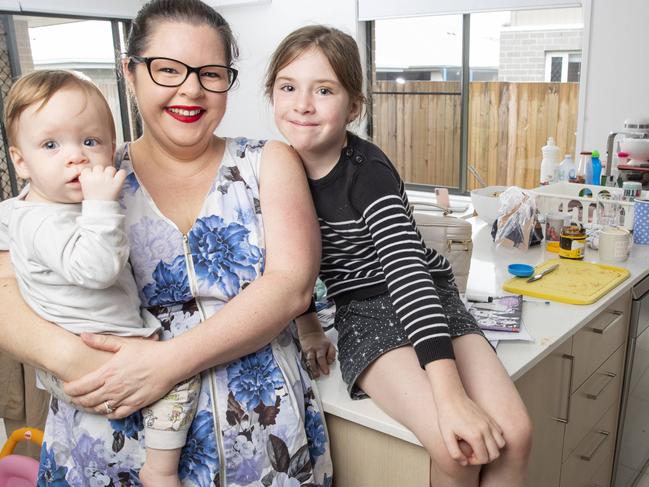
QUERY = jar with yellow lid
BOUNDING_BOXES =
[559,224,586,259]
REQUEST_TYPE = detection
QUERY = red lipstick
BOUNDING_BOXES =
[166,106,205,123]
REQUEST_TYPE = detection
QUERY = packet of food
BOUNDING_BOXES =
[491,187,542,250]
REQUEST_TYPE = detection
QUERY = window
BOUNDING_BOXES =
[0,15,132,200]
[370,7,584,192]
[545,52,581,82]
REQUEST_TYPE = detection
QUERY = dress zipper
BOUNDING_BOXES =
[182,234,226,485]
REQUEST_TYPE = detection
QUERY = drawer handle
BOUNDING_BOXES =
[579,430,610,461]
[447,239,472,252]
[552,354,575,424]
[587,310,623,334]
[585,371,617,400]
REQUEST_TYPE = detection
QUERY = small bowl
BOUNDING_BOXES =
[508,264,534,277]
[470,185,508,223]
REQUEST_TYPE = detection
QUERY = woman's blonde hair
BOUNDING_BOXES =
[265,25,365,119]
[3,69,115,145]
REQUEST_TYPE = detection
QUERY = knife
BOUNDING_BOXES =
[526,264,560,283]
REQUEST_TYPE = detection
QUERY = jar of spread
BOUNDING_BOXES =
[559,224,586,259]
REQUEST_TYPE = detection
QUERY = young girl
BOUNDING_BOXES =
[266,26,532,486]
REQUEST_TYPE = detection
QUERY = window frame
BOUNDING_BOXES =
[367,1,592,194]
[0,12,134,198]
[545,51,581,82]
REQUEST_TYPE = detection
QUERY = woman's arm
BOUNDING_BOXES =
[0,251,112,381]
[66,141,321,417]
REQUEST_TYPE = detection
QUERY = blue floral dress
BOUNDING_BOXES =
[37,138,333,487]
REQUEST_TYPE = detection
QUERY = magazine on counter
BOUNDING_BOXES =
[468,295,522,333]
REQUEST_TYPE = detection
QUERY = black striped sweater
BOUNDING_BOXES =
[309,132,456,366]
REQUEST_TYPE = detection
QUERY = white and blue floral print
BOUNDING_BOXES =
[38,138,332,486]
[189,216,262,298]
[227,345,285,409]
[143,255,192,306]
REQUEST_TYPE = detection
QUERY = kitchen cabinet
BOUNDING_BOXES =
[325,413,430,486]
[515,291,631,487]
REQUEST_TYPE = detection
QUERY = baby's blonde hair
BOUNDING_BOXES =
[3,69,115,146]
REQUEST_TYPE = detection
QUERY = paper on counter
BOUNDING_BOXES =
[482,321,533,343]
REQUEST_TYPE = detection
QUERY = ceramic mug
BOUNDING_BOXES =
[634,198,649,245]
[599,226,632,262]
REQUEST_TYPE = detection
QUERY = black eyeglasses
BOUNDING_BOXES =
[130,56,238,93]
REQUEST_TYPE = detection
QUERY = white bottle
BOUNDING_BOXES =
[557,154,576,182]
[540,137,561,185]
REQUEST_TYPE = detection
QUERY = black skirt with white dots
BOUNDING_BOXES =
[335,277,487,399]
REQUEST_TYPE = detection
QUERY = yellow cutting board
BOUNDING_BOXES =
[502,258,630,304]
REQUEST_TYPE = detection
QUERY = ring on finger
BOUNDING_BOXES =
[104,401,114,415]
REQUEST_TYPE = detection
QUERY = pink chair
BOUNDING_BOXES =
[0,428,43,487]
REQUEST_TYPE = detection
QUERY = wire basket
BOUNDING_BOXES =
[531,182,644,230]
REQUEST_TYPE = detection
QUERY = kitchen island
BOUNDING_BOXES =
[316,217,649,486]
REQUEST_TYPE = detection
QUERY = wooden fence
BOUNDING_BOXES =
[371,80,579,190]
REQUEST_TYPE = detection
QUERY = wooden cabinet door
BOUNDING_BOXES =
[516,339,573,487]
[325,413,430,487]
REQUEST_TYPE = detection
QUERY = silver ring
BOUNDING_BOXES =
[104,401,114,415]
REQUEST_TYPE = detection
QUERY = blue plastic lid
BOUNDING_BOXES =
[508,264,535,277]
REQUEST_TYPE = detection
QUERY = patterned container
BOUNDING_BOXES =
[633,198,649,245]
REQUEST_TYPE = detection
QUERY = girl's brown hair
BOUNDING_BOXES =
[3,70,115,146]
[265,25,365,117]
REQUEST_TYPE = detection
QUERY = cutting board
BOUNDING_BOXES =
[502,258,630,304]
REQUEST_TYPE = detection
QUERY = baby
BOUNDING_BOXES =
[0,69,199,487]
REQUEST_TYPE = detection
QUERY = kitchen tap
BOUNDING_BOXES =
[604,130,649,182]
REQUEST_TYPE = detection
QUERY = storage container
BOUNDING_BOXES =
[531,182,646,230]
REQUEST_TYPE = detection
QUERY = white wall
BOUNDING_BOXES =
[216,0,362,140]
[580,0,649,151]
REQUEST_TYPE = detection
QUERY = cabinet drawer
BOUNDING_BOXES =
[516,340,572,487]
[560,404,618,487]
[563,345,624,461]
[589,458,614,487]
[572,305,627,393]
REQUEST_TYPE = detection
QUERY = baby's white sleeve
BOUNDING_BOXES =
[0,197,17,251]
[33,200,129,289]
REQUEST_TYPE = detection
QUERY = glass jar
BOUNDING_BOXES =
[575,151,592,184]
[559,224,586,260]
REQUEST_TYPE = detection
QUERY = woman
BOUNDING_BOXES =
[0,1,332,485]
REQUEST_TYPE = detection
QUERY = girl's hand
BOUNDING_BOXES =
[426,358,505,466]
[436,392,505,466]
[299,330,336,378]
[62,333,178,419]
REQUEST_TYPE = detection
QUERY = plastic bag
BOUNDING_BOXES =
[491,187,543,250]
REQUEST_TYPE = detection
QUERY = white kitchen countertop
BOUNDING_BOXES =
[315,217,649,446]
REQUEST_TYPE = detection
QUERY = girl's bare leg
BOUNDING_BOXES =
[357,346,480,487]
[452,335,532,487]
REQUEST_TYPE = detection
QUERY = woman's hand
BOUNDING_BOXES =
[299,330,336,378]
[63,333,178,419]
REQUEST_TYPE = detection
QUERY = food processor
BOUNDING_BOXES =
[606,117,649,186]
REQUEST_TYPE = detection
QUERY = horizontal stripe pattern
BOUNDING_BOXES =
[319,177,455,366]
